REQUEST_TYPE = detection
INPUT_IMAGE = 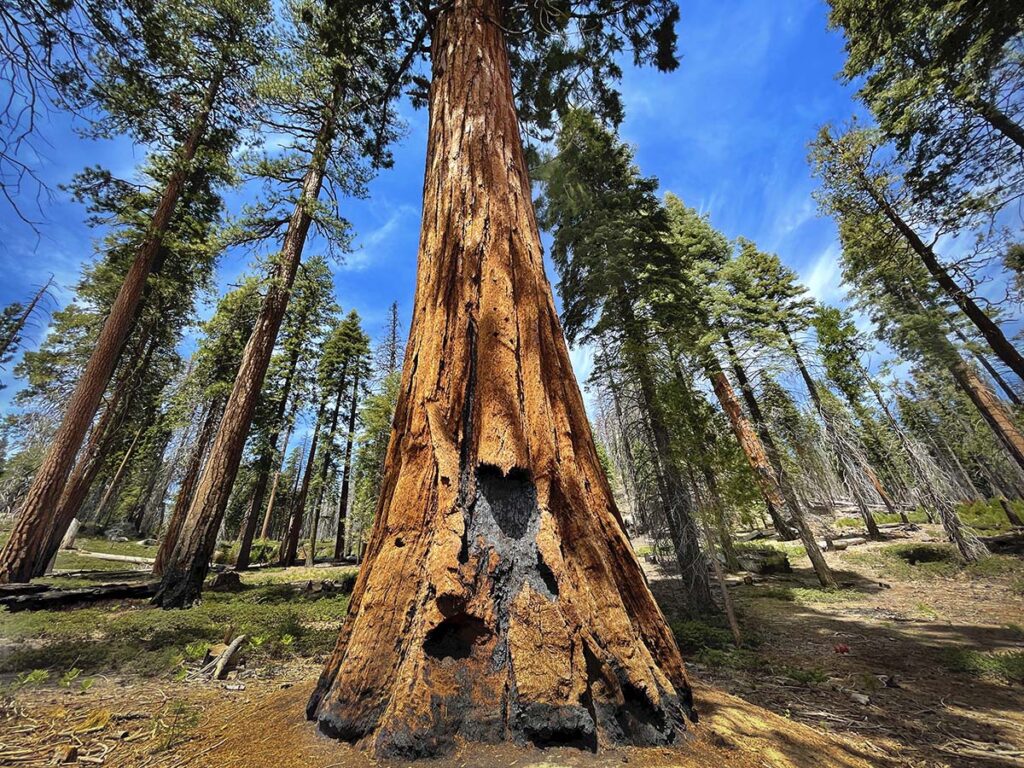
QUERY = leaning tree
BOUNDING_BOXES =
[307,0,696,758]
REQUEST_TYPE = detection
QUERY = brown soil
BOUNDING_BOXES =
[1,524,1020,767]
[0,675,877,768]
[648,525,1024,768]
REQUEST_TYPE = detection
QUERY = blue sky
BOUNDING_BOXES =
[0,0,864,413]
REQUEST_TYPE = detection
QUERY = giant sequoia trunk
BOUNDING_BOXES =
[0,73,222,585]
[307,0,694,755]
[152,82,343,608]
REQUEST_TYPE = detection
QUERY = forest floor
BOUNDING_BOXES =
[0,525,1021,767]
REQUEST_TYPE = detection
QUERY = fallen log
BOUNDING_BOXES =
[74,550,156,565]
[0,581,158,612]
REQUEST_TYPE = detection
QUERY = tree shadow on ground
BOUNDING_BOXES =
[648,559,1024,768]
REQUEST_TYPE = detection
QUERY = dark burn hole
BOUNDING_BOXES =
[477,465,535,540]
[436,593,464,617]
[424,613,490,661]
[615,681,671,745]
[537,552,559,596]
[516,702,597,752]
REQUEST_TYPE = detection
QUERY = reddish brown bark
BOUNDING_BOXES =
[718,335,798,541]
[307,0,694,756]
[707,363,836,589]
[951,357,1024,472]
[153,81,344,607]
[0,73,223,584]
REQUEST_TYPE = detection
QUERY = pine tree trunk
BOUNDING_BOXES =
[307,0,695,754]
[718,337,799,541]
[870,190,1024,382]
[0,73,223,585]
[949,324,1023,405]
[238,344,303,569]
[234,466,270,571]
[335,371,360,559]
[308,385,345,567]
[94,428,143,525]
[950,357,1024,472]
[281,407,325,567]
[31,329,161,577]
[706,360,836,589]
[154,400,221,577]
[967,94,1024,151]
[260,406,297,539]
[152,83,343,608]
[777,325,885,539]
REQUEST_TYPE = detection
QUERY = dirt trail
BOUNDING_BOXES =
[0,676,878,767]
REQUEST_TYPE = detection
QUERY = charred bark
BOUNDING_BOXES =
[307,0,694,755]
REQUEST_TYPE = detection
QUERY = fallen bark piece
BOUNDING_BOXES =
[213,634,247,680]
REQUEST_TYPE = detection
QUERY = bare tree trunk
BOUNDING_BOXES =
[94,428,143,525]
[706,359,836,589]
[308,386,345,566]
[307,0,695,754]
[153,400,221,577]
[335,370,360,559]
[153,81,344,608]
[0,72,223,584]
[718,336,800,541]
[281,406,325,567]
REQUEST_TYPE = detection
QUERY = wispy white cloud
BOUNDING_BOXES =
[800,243,845,304]
[341,203,418,272]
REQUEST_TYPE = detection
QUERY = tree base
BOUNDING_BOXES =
[307,465,696,759]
